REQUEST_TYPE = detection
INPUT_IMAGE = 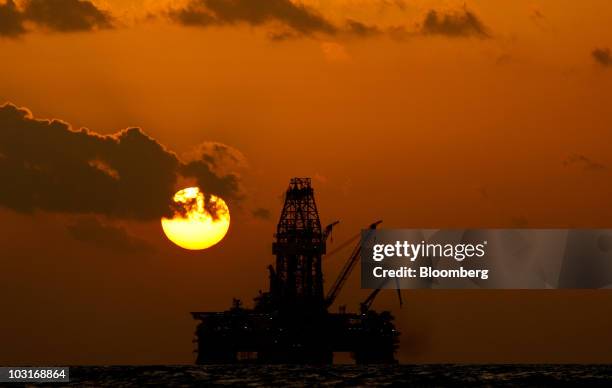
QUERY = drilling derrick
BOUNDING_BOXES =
[272,178,325,308]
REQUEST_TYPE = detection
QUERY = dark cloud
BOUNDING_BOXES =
[0,103,243,220]
[181,160,241,202]
[187,142,246,172]
[563,154,607,172]
[167,1,492,42]
[345,19,381,37]
[0,0,112,37]
[252,207,271,220]
[419,7,489,38]
[267,29,299,41]
[592,47,612,67]
[23,0,113,32]
[0,0,25,37]
[181,142,244,201]
[169,0,336,36]
[67,216,154,254]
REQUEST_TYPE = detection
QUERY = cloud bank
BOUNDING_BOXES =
[167,0,490,41]
[419,7,489,38]
[168,0,336,36]
[0,0,26,37]
[0,0,112,37]
[1,0,492,42]
[0,103,242,220]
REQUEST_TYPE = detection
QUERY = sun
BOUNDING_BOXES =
[161,187,230,250]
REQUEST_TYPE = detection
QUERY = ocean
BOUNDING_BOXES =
[29,364,612,387]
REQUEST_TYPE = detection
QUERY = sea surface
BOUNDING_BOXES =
[24,364,612,387]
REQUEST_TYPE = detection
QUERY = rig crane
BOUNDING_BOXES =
[324,219,403,313]
[325,220,382,308]
[360,279,403,314]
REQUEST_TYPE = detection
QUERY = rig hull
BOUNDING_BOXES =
[192,309,398,364]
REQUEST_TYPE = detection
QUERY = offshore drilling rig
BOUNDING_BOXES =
[191,178,399,364]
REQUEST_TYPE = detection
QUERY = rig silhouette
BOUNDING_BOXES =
[191,178,400,364]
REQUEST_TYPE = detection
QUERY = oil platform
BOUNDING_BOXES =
[191,178,399,364]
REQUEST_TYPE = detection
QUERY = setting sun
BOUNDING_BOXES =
[161,187,230,250]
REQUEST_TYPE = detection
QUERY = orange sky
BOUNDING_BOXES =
[1,0,612,364]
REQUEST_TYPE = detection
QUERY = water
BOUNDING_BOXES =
[22,365,612,387]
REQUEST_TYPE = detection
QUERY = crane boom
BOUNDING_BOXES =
[360,278,403,313]
[325,220,382,307]
[323,221,340,243]
[360,288,382,313]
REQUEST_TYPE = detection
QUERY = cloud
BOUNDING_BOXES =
[344,18,381,37]
[267,29,299,41]
[2,0,493,43]
[67,216,154,254]
[592,47,612,67]
[181,160,241,201]
[252,207,271,220]
[0,0,26,37]
[168,0,336,36]
[180,142,245,202]
[23,0,113,32]
[184,141,247,174]
[0,0,112,37]
[166,1,493,42]
[563,154,607,172]
[0,103,243,220]
[419,6,489,38]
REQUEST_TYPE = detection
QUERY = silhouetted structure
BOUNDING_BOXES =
[191,178,399,364]
[272,177,328,309]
